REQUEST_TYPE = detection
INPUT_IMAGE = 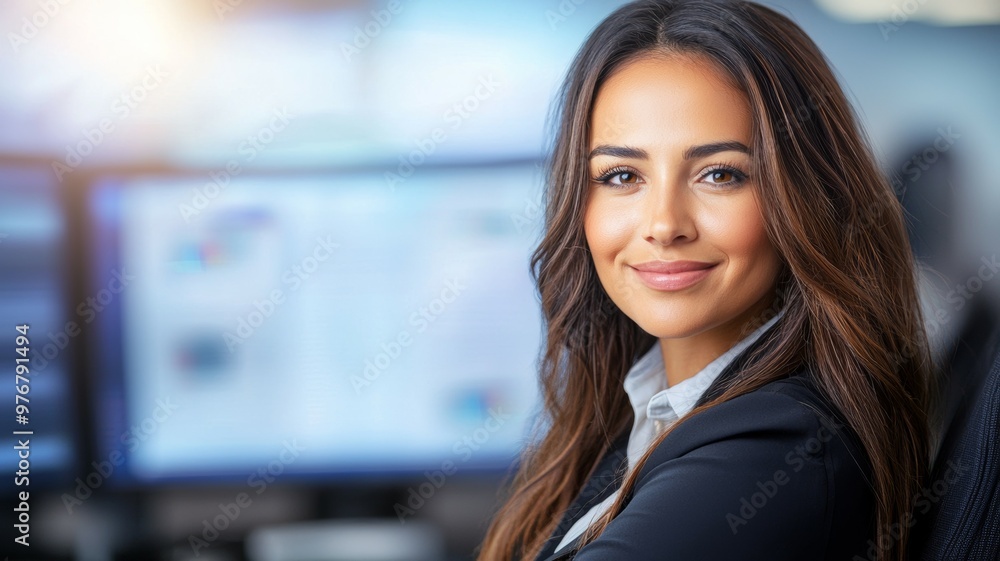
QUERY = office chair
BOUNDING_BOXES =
[910,301,1000,560]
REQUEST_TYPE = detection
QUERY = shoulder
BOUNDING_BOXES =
[589,367,876,560]
[644,367,867,472]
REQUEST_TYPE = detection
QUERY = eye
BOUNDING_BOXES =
[700,164,748,187]
[592,165,641,189]
[709,170,734,183]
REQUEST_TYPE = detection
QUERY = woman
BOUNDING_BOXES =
[476,1,932,560]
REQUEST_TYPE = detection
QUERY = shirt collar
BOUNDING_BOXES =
[624,307,787,424]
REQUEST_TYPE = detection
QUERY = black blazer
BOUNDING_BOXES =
[532,327,876,561]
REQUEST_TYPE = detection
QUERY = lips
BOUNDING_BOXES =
[630,260,717,291]
[631,260,717,274]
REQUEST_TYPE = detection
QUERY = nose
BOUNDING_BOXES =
[643,179,697,246]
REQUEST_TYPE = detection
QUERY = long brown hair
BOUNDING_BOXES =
[475,1,932,560]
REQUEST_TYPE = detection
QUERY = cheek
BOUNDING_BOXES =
[699,194,777,270]
[729,216,772,261]
[583,195,636,263]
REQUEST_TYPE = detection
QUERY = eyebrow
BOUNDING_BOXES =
[587,140,750,161]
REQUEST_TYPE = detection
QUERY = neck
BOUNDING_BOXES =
[659,293,776,387]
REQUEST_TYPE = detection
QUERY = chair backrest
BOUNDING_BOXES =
[910,302,1000,560]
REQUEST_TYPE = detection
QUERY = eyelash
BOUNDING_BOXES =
[590,162,749,189]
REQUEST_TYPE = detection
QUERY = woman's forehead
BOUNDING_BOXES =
[588,54,752,153]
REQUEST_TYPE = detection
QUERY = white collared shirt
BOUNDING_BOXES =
[553,308,786,553]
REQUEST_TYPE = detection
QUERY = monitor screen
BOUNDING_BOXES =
[0,165,78,494]
[88,163,545,484]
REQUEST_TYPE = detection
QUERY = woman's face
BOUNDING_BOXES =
[584,52,782,340]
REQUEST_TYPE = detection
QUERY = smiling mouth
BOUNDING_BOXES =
[629,262,717,291]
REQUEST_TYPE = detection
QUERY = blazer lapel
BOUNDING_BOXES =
[532,314,784,560]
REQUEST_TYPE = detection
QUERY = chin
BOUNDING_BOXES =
[628,307,715,340]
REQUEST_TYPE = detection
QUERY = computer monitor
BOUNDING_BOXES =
[0,164,78,494]
[87,162,545,484]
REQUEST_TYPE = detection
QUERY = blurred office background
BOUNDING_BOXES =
[0,0,997,559]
